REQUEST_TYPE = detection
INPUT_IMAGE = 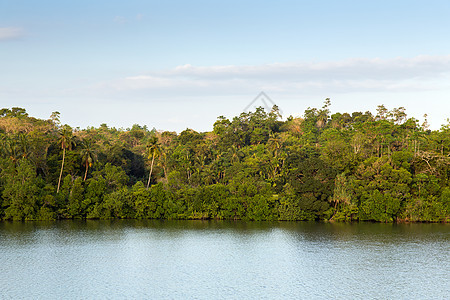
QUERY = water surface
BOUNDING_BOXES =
[1,220,449,299]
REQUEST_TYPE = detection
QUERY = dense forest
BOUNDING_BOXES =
[1,101,449,222]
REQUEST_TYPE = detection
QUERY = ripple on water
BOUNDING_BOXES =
[0,220,449,299]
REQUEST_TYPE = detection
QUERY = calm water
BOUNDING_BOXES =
[0,220,449,299]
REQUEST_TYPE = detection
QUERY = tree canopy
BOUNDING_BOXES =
[0,103,449,222]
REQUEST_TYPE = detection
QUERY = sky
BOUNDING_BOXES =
[1,0,450,132]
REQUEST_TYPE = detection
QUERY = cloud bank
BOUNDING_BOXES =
[103,55,450,97]
[0,27,23,41]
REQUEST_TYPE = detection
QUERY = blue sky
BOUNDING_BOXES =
[1,0,450,131]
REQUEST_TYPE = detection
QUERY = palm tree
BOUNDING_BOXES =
[267,133,282,157]
[316,98,331,129]
[228,145,245,165]
[80,139,97,181]
[57,125,75,193]
[1,134,17,162]
[17,133,30,159]
[0,133,30,163]
[146,136,161,189]
[158,149,169,180]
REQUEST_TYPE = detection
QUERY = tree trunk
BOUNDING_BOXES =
[84,161,89,181]
[330,201,338,220]
[163,165,167,179]
[57,148,65,193]
[146,153,155,189]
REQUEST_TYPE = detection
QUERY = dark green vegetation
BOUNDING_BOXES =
[1,102,449,222]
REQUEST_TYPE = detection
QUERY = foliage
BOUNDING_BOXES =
[0,104,449,222]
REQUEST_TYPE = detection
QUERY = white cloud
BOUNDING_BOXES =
[4,55,450,132]
[103,55,450,96]
[113,16,126,24]
[0,27,23,41]
[36,55,449,131]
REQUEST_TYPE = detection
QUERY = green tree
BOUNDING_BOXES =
[68,177,84,218]
[80,139,97,181]
[354,157,412,222]
[1,158,40,220]
[57,125,75,193]
[285,153,337,220]
[146,136,161,189]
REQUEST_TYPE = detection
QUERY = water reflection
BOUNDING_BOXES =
[1,219,449,247]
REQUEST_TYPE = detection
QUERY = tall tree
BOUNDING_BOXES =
[80,139,97,181]
[146,136,161,189]
[57,125,75,193]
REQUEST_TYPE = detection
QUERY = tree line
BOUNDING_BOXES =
[0,102,449,222]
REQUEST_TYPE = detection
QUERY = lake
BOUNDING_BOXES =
[0,220,449,299]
